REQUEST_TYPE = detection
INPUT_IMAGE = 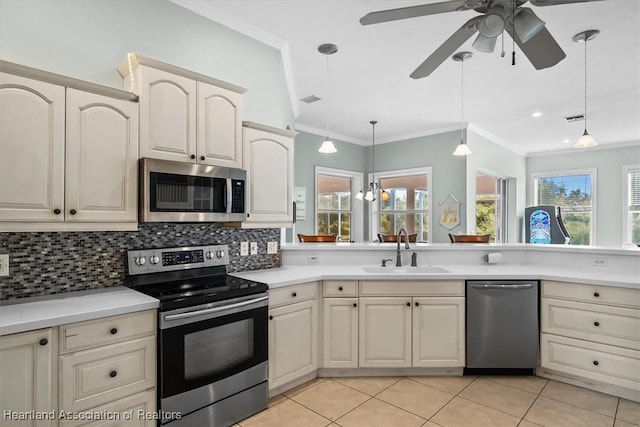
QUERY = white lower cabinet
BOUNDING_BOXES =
[0,328,57,427]
[323,298,359,368]
[268,282,319,391]
[359,297,412,368]
[412,297,465,367]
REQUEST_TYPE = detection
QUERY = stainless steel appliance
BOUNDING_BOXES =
[139,158,247,223]
[465,280,539,374]
[126,244,268,427]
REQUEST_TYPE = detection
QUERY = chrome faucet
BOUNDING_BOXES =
[395,228,410,266]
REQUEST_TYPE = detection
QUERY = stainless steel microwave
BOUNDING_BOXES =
[139,158,246,223]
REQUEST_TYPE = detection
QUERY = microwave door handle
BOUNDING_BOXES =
[224,179,230,212]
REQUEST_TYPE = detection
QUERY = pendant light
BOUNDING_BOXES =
[452,51,473,156]
[318,43,338,154]
[356,121,389,202]
[572,30,599,149]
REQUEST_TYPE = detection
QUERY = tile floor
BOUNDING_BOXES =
[236,376,640,427]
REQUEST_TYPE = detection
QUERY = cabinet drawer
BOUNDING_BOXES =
[359,280,464,297]
[269,282,319,308]
[542,298,640,350]
[59,389,156,427]
[324,280,358,297]
[542,281,640,309]
[60,310,156,354]
[59,336,156,412]
[541,333,640,391]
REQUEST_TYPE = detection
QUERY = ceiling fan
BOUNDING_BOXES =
[360,0,603,78]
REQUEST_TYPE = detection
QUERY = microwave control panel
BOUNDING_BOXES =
[231,179,245,213]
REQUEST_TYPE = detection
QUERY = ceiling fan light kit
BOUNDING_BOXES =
[318,43,338,154]
[572,29,599,149]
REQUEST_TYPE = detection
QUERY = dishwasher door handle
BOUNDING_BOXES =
[470,283,533,290]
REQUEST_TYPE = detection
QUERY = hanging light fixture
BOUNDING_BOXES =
[318,43,338,154]
[572,29,599,149]
[452,51,473,156]
[356,121,389,202]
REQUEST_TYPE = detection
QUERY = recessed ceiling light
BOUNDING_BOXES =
[531,112,543,118]
[562,139,571,144]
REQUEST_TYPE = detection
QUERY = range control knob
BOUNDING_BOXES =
[205,251,214,260]
[135,256,146,266]
[149,255,160,265]
[215,250,225,259]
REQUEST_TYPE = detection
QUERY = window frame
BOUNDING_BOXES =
[529,168,597,246]
[314,166,363,242]
[623,164,640,244]
[370,166,432,242]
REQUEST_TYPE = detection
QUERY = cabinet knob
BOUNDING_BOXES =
[353,303,357,308]
[39,338,48,346]
[292,292,297,297]
[200,155,205,161]
[269,315,273,320]
[53,208,61,215]
[338,286,343,291]
[406,302,411,307]
[415,302,420,306]
[110,328,118,335]
[594,292,600,297]
[593,321,600,327]
[69,209,77,215]
[109,370,118,378]
[593,360,599,366]
[190,154,196,159]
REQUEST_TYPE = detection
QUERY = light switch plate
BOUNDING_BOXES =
[0,254,8,276]
[267,241,278,254]
[240,242,249,256]
[250,242,258,255]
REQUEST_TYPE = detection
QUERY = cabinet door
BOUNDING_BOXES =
[197,82,242,168]
[413,297,465,367]
[268,299,317,390]
[359,297,412,368]
[138,66,196,162]
[65,88,139,222]
[243,126,293,225]
[0,328,56,427]
[323,298,358,368]
[0,73,65,222]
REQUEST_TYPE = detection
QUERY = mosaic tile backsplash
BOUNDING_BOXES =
[0,223,281,300]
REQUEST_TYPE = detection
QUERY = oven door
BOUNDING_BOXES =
[159,294,268,400]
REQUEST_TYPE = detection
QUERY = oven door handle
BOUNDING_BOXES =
[164,295,268,321]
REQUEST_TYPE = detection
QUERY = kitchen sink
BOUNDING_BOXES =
[363,266,450,274]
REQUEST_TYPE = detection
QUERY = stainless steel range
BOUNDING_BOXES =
[126,244,268,427]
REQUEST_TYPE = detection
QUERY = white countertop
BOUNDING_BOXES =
[0,287,159,336]
[230,263,640,289]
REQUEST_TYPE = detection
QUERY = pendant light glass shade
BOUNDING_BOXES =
[572,30,599,149]
[453,141,472,156]
[452,51,473,156]
[318,43,338,154]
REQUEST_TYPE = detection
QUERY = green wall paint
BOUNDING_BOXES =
[0,0,294,129]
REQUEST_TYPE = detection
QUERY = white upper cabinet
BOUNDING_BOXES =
[0,73,65,222]
[119,53,245,168]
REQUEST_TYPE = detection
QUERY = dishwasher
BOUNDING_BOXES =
[465,280,539,374]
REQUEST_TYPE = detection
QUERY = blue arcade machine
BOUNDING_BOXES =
[525,205,571,244]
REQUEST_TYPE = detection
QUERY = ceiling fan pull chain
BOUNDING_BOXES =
[501,32,505,58]
[511,0,516,65]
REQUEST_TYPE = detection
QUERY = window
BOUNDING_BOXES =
[531,169,596,245]
[624,165,640,244]
[372,167,432,242]
[315,167,362,242]
[476,174,510,243]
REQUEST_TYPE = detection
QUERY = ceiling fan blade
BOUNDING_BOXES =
[506,25,566,70]
[530,0,605,6]
[360,0,474,25]
[410,16,482,79]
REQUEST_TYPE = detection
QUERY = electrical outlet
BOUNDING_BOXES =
[307,255,319,264]
[250,242,258,255]
[592,258,609,267]
[267,241,278,254]
[240,242,249,256]
[0,254,8,277]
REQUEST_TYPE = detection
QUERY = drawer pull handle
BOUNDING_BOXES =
[593,321,600,327]
[353,303,357,308]
[594,292,600,297]
[338,286,343,291]
[109,370,117,378]
[593,361,599,366]
[53,208,61,215]
[110,328,118,335]
[190,154,196,159]
[415,302,420,306]
[69,209,77,215]
[406,302,411,307]
[292,292,297,297]
[39,338,48,346]
[269,315,273,320]
[200,155,206,161]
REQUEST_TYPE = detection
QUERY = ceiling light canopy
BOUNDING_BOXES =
[452,51,473,157]
[572,29,599,149]
[318,43,338,154]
